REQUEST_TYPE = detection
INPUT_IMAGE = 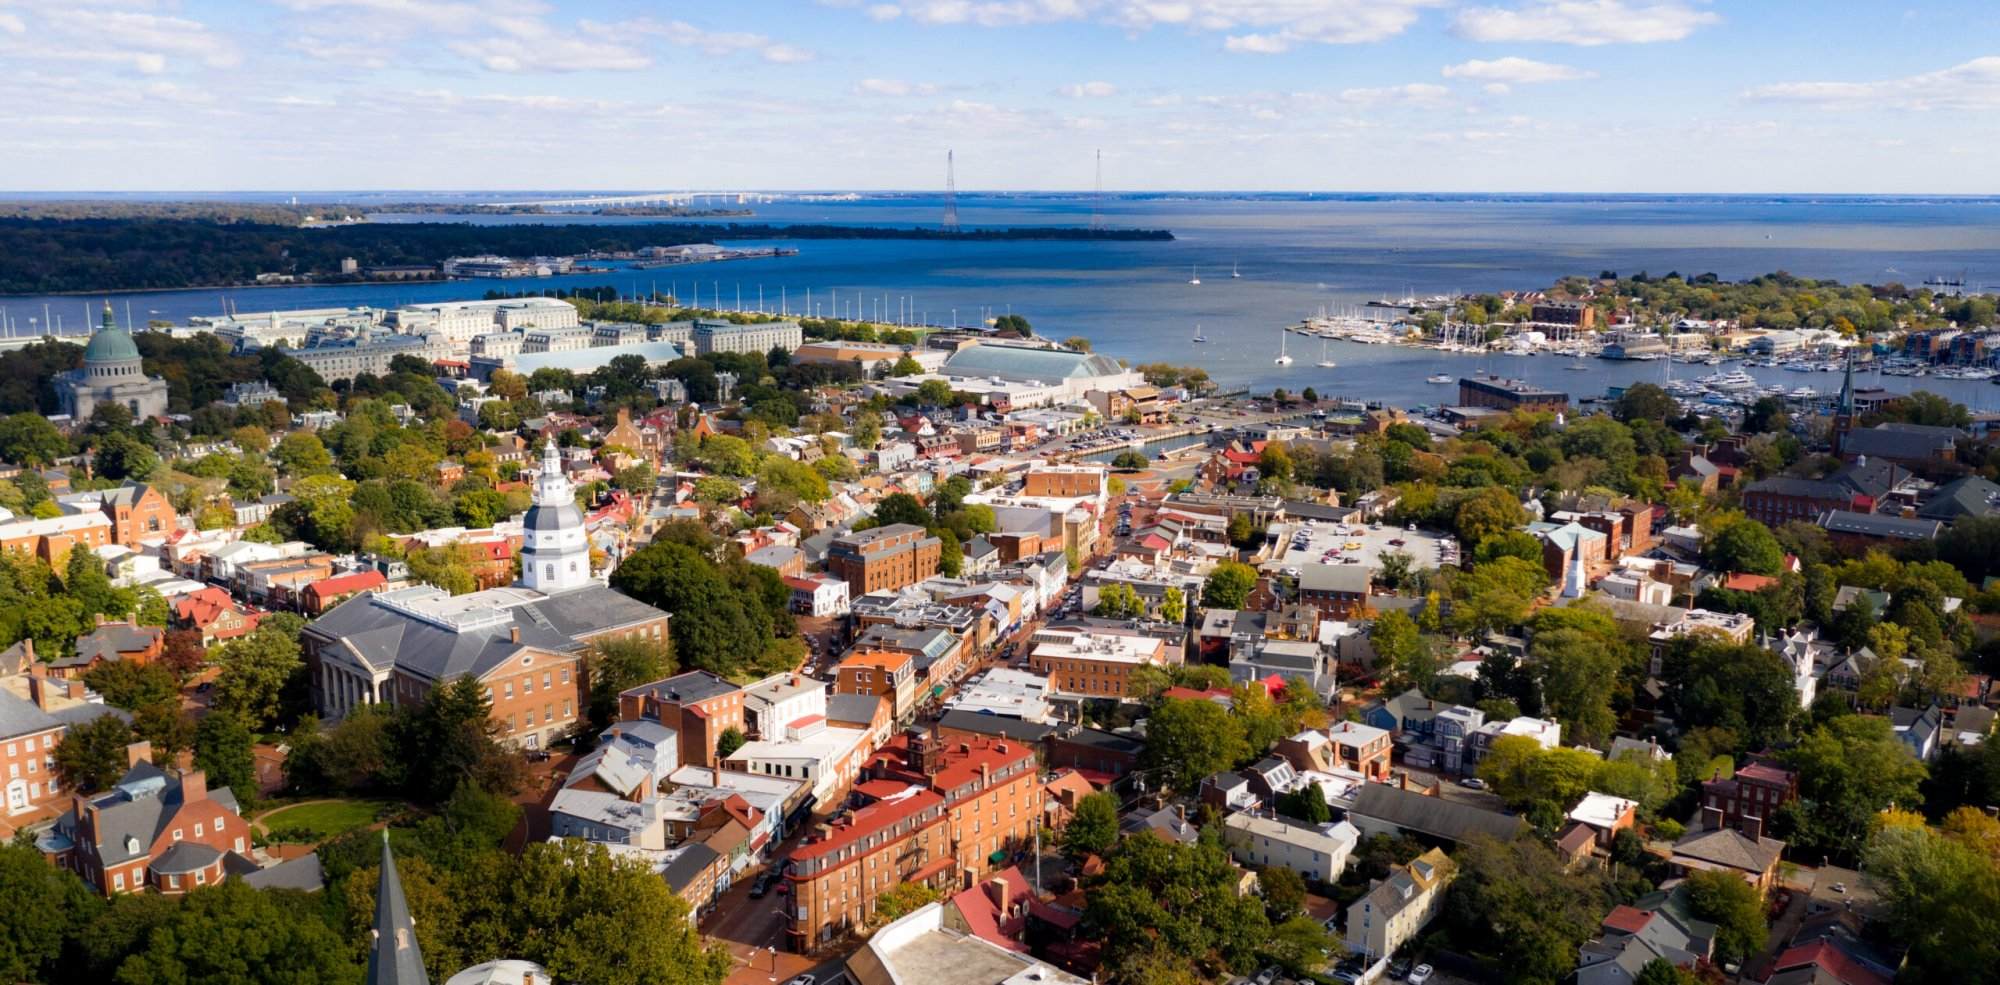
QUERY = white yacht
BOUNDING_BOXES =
[1427,373,1453,384]
[1274,329,1293,366]
[1315,339,1336,368]
[1188,265,1201,285]
[1192,324,1208,344]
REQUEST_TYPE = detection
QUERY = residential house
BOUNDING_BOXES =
[1223,814,1359,885]
[1670,809,1786,895]
[40,748,251,898]
[621,671,747,770]
[1347,783,1529,847]
[48,621,163,679]
[1345,848,1455,964]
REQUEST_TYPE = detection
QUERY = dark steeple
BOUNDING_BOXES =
[368,833,429,985]
[1833,347,1858,458]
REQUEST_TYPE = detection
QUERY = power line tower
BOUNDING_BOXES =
[943,149,960,233]
[1091,149,1103,231]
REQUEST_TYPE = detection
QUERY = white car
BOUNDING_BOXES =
[1407,964,1434,985]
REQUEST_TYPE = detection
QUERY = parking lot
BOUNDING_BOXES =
[1267,518,1457,576]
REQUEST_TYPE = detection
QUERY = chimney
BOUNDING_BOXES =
[179,769,207,804]
[510,625,521,644]
[28,673,56,711]
[125,741,153,769]
[1701,805,1724,832]
[1743,813,1764,840]
[984,877,1011,912]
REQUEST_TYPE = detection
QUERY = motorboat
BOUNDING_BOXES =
[1427,374,1453,384]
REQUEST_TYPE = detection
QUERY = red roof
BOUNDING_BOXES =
[1772,941,1891,985]
[1602,905,1654,935]
[173,586,239,626]
[782,575,823,592]
[790,786,945,863]
[1723,573,1778,592]
[1736,762,1795,786]
[1257,673,1287,698]
[929,738,1036,792]
[307,570,385,598]
[947,866,1033,952]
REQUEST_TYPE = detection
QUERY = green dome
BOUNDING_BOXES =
[85,304,141,364]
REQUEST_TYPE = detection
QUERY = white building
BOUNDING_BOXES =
[1224,814,1358,885]
[283,330,454,383]
[396,298,578,346]
[691,319,803,356]
[1346,849,1454,964]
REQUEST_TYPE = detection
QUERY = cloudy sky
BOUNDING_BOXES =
[3,0,1997,192]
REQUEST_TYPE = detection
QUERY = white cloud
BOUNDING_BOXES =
[0,13,24,35]
[1058,80,1117,98]
[599,18,817,64]
[1744,57,2000,111]
[28,8,241,72]
[1338,83,1451,106]
[858,0,1445,48]
[853,78,938,96]
[761,43,815,63]
[1443,56,1593,85]
[1453,1,1718,45]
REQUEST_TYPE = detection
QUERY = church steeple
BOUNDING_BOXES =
[368,834,428,985]
[1833,347,1858,458]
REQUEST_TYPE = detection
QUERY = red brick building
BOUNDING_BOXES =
[621,670,747,768]
[827,524,942,595]
[1700,760,1798,839]
[41,746,252,898]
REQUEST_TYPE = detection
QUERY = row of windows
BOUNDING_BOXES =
[4,735,55,757]
[502,701,573,731]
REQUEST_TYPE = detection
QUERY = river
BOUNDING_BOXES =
[7,193,2000,410]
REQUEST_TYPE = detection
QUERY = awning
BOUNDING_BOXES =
[987,849,1008,865]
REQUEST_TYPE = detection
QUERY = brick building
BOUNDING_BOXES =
[40,746,252,898]
[785,729,1042,953]
[56,483,178,548]
[1700,760,1797,839]
[827,524,942,595]
[621,670,747,769]
[1455,377,1569,414]
[1027,626,1171,701]
[0,674,125,816]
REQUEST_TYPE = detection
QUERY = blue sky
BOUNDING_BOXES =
[3,1,1998,192]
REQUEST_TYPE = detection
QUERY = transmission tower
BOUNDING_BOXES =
[1091,149,1103,231]
[943,149,960,233]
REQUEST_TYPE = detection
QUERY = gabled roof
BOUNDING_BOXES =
[1349,783,1528,843]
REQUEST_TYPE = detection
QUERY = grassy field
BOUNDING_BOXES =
[260,799,394,841]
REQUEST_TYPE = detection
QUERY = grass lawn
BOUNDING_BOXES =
[260,799,395,840]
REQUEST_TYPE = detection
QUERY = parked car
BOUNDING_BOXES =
[1408,964,1434,985]
[784,976,816,985]
[748,873,772,899]
[1458,777,1488,790]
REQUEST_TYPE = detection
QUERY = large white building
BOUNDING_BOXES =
[1224,814,1359,885]
[691,319,802,355]
[396,298,579,346]
[282,330,454,383]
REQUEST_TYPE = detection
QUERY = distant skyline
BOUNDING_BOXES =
[3,1,1998,193]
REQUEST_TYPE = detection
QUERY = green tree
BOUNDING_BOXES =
[1264,914,1341,978]
[1203,561,1258,610]
[1685,869,1768,964]
[1635,959,1700,985]
[193,711,258,810]
[1160,586,1186,624]
[1530,626,1626,749]
[0,412,68,467]
[872,882,943,925]
[693,434,756,476]
[131,701,194,763]
[211,623,304,730]
[1453,486,1527,546]
[273,431,333,475]
[1368,609,1423,684]
[1085,830,1271,981]
[1093,582,1146,619]
[870,492,932,529]
[92,432,158,481]
[585,636,674,730]
[1063,791,1120,859]
[1703,513,1785,576]
[53,715,136,793]
[1782,715,1928,859]
[889,355,924,376]
[132,884,346,980]
[1452,556,1547,634]
[1440,836,1606,985]
[1111,450,1149,470]
[1277,782,1333,825]
[1143,697,1249,791]
[1863,820,2000,981]
[1259,864,1308,919]
[716,726,746,760]
[83,661,179,711]
[0,841,100,982]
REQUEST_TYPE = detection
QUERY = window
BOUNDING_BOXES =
[215,816,225,830]
[560,668,571,684]
[114,872,125,891]
[195,870,205,885]
[41,736,50,749]
[543,672,552,688]
[523,676,534,694]
[172,829,182,841]
[194,824,204,838]
[505,682,514,699]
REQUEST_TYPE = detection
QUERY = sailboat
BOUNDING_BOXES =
[1315,339,1336,369]
[1231,262,1241,279]
[1188,265,1201,285]
[1274,329,1293,366]
[1192,324,1208,344]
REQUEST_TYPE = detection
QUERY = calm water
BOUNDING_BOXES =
[9,194,2000,409]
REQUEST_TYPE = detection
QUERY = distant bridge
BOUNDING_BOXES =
[483,191,776,208]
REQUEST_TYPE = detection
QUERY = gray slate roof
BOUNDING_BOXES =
[1349,783,1529,844]
[239,852,326,892]
[310,584,664,682]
